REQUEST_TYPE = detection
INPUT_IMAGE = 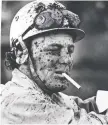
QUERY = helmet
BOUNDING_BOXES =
[5,0,85,69]
[7,0,85,65]
[10,0,85,48]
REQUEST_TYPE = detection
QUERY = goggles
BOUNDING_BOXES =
[21,7,80,39]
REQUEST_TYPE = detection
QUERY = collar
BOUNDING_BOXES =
[11,69,63,97]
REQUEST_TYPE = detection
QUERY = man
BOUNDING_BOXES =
[1,0,108,124]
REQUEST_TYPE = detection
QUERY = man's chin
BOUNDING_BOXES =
[43,76,69,92]
[56,79,70,87]
[47,85,68,93]
[50,81,69,92]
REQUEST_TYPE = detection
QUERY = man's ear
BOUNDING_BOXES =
[16,49,28,64]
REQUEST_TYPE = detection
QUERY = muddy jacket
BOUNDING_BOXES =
[1,69,108,124]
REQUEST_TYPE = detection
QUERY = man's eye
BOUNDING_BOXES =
[44,48,60,56]
[45,46,60,51]
[44,46,61,51]
[49,50,60,56]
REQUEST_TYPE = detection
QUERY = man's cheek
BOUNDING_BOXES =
[38,54,58,68]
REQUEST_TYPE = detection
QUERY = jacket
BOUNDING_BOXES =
[1,68,108,124]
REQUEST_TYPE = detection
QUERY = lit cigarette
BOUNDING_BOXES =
[62,73,81,89]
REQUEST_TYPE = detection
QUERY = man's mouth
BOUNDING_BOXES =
[54,70,69,80]
[55,70,69,75]
[55,71,64,74]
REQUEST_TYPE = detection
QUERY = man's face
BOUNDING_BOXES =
[30,32,74,92]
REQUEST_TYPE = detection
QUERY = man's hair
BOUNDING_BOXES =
[5,51,19,70]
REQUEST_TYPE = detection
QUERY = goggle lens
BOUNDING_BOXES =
[34,8,63,30]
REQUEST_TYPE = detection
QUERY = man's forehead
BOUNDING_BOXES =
[32,32,74,46]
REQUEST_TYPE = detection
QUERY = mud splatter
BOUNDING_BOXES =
[15,16,19,21]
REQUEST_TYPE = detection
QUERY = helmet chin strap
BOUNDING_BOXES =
[28,56,53,95]
[15,35,53,95]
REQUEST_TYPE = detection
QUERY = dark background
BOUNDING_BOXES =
[1,1,108,99]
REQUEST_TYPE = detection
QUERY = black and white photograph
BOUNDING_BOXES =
[1,0,108,124]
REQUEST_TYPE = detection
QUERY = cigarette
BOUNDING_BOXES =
[62,73,81,89]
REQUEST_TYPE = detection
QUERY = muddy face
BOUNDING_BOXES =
[30,32,74,92]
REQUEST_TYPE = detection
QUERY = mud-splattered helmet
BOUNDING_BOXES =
[10,0,85,46]
[5,0,85,69]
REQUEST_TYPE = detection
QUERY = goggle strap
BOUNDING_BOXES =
[22,24,34,38]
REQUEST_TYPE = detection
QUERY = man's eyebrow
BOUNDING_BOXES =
[48,43,63,48]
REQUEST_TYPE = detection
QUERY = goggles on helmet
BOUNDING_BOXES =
[11,3,80,55]
[21,8,80,39]
[6,1,84,68]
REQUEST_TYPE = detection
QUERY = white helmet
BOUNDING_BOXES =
[8,0,85,65]
[10,0,85,48]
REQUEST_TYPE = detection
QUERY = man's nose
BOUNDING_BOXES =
[59,48,73,64]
